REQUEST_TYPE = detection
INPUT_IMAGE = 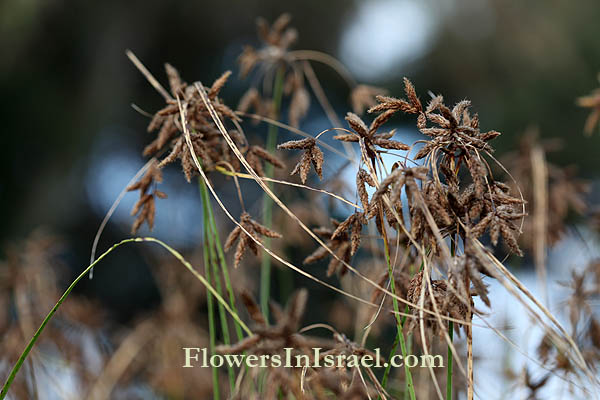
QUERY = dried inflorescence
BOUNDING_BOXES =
[529,257,600,385]
[145,67,240,171]
[406,271,472,336]
[245,144,285,177]
[219,289,381,399]
[224,212,282,268]
[217,289,322,397]
[140,61,287,185]
[364,78,526,256]
[350,84,388,115]
[577,74,600,135]
[238,14,311,128]
[239,14,297,79]
[303,219,355,277]
[334,112,409,160]
[368,166,428,221]
[277,137,324,183]
[219,289,318,354]
[127,160,167,234]
[502,132,589,250]
[128,58,287,236]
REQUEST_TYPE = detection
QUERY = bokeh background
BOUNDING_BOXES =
[2,0,600,398]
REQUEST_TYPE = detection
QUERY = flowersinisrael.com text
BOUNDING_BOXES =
[182,348,444,369]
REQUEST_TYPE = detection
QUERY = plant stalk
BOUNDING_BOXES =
[260,65,285,318]
[380,214,416,400]
[202,190,235,391]
[202,220,221,400]
[199,176,244,342]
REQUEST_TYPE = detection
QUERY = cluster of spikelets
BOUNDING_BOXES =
[577,73,600,136]
[4,10,600,400]
[117,13,600,400]
[273,79,525,321]
[125,64,286,234]
[121,14,524,396]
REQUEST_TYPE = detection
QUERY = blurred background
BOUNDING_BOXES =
[2,0,600,398]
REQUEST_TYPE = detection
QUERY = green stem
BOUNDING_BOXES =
[381,304,410,389]
[447,321,454,399]
[447,237,457,399]
[202,221,220,400]
[260,65,285,319]
[199,176,244,342]
[381,228,416,400]
[202,192,235,391]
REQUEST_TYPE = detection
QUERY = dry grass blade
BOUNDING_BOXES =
[126,50,172,101]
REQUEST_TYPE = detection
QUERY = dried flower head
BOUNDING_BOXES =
[238,14,297,79]
[238,14,312,129]
[278,137,323,183]
[407,271,471,336]
[350,84,388,115]
[246,145,285,177]
[303,219,355,276]
[370,78,500,183]
[237,87,273,119]
[368,166,429,218]
[127,161,167,233]
[285,72,310,127]
[356,168,376,210]
[224,212,282,268]
[334,112,409,160]
[503,132,588,250]
[217,289,323,359]
[577,74,600,135]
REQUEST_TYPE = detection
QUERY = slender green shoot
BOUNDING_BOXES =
[202,222,221,400]
[447,321,454,399]
[260,65,285,319]
[380,226,416,400]
[202,189,235,391]
[199,176,244,342]
[447,236,457,399]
